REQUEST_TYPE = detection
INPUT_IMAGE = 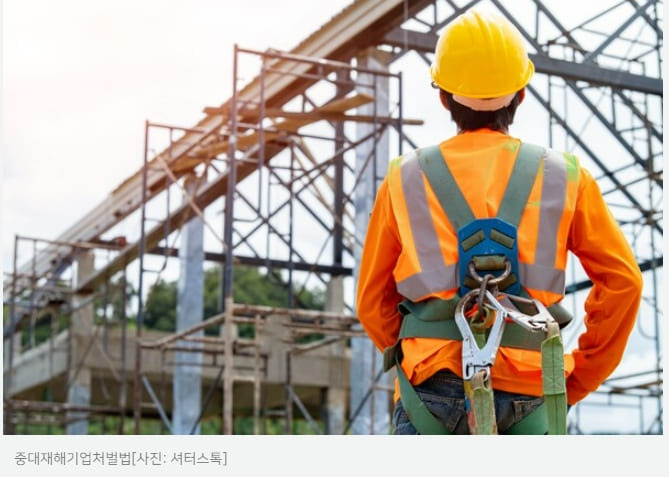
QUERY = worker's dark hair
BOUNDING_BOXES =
[442,90,522,132]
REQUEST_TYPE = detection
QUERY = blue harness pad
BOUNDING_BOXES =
[457,217,520,296]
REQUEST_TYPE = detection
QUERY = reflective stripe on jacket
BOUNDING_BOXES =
[356,129,643,405]
[387,135,579,305]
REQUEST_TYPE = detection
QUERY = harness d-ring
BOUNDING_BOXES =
[467,259,512,287]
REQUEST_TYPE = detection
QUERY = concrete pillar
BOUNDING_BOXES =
[350,47,393,435]
[324,275,347,434]
[3,331,22,432]
[66,251,95,434]
[3,334,21,375]
[172,175,205,434]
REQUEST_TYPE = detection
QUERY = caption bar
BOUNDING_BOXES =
[13,451,228,467]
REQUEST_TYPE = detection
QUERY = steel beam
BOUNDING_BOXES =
[383,27,662,96]
[565,256,663,293]
[149,247,352,276]
[582,0,657,63]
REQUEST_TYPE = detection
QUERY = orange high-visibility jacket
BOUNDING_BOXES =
[356,128,643,405]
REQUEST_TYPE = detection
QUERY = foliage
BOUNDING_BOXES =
[142,278,178,332]
[19,313,68,348]
[142,265,325,334]
[14,414,324,435]
[233,416,325,435]
[8,265,328,436]
[93,276,135,324]
[7,276,132,349]
[8,265,325,341]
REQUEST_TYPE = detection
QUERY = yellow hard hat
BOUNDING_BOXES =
[430,8,534,106]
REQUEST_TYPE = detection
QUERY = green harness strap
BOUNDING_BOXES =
[497,142,544,227]
[417,146,475,231]
[383,295,560,372]
[505,324,568,436]
[398,361,557,435]
[542,321,568,434]
[417,142,543,230]
[389,297,568,434]
[396,353,451,434]
[505,402,549,434]
[389,142,568,435]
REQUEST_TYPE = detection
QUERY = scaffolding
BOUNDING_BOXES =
[3,0,663,435]
[4,44,411,435]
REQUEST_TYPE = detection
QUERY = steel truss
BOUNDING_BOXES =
[380,0,663,435]
[3,0,662,435]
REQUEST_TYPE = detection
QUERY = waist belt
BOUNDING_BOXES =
[384,294,569,434]
[383,294,571,372]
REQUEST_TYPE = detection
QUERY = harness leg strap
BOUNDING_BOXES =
[395,354,450,434]
[504,402,549,434]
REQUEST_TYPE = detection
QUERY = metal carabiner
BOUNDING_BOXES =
[498,295,555,333]
[454,289,509,381]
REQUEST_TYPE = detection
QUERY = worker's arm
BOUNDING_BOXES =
[566,167,643,405]
[356,177,404,352]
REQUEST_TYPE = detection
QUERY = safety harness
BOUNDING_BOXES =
[383,143,570,435]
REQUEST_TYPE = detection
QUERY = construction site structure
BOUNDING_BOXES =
[3,0,663,435]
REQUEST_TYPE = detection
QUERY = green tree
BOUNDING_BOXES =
[142,265,325,333]
[143,278,177,331]
[231,265,324,310]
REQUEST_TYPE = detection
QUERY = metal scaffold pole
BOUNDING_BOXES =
[133,119,150,434]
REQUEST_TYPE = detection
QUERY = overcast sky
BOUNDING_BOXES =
[1,0,665,443]
[1,0,355,272]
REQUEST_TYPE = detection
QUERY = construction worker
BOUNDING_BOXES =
[356,8,643,434]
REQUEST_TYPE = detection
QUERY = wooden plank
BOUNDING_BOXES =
[195,93,373,158]
[204,105,422,126]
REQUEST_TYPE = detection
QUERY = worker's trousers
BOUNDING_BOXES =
[392,369,545,434]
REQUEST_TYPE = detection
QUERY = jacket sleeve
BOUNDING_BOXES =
[565,166,643,405]
[355,177,404,352]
